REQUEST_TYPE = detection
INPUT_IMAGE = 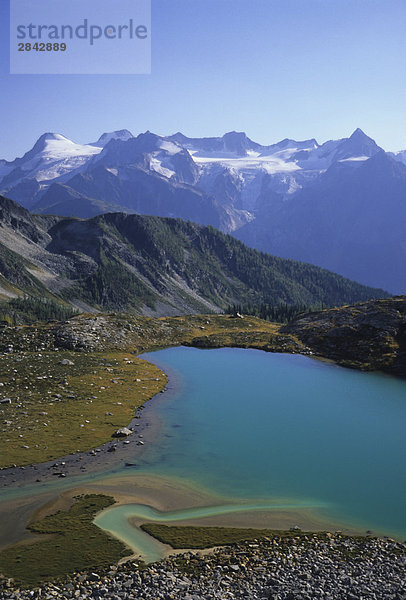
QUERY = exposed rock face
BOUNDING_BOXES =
[282,296,406,375]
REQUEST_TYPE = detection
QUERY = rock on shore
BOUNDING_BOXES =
[1,533,405,599]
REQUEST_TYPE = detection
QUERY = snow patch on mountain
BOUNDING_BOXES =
[338,156,370,163]
[149,157,176,179]
[192,153,301,173]
[159,140,182,155]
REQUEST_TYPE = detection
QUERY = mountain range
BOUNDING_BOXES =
[0,195,386,317]
[1,127,405,293]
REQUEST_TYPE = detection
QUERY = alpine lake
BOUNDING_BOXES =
[3,347,406,563]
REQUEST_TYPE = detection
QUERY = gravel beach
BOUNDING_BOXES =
[1,533,405,599]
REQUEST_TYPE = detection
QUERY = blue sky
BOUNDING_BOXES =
[1,0,406,160]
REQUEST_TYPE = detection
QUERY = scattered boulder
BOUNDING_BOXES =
[112,427,132,438]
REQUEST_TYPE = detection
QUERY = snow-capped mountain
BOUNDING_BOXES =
[93,131,199,184]
[1,127,405,292]
[0,133,102,208]
[0,127,384,214]
[182,128,383,212]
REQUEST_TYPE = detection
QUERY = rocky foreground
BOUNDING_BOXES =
[1,534,405,600]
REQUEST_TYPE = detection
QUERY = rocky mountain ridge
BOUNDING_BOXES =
[0,195,386,317]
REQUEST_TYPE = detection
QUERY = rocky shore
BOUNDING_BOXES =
[0,396,160,492]
[1,534,405,599]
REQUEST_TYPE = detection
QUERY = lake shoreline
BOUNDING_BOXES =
[0,349,189,495]
[0,371,176,551]
[1,345,405,570]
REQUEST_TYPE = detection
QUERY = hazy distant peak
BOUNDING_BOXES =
[223,131,249,139]
[272,137,319,150]
[332,128,382,162]
[350,127,366,136]
[349,128,373,141]
[91,129,134,147]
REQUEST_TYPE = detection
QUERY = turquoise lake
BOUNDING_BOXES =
[129,347,406,538]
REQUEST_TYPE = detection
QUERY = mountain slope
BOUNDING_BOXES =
[33,165,232,230]
[0,195,388,316]
[236,151,406,293]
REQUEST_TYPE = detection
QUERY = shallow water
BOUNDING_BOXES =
[124,347,406,538]
[94,499,327,563]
